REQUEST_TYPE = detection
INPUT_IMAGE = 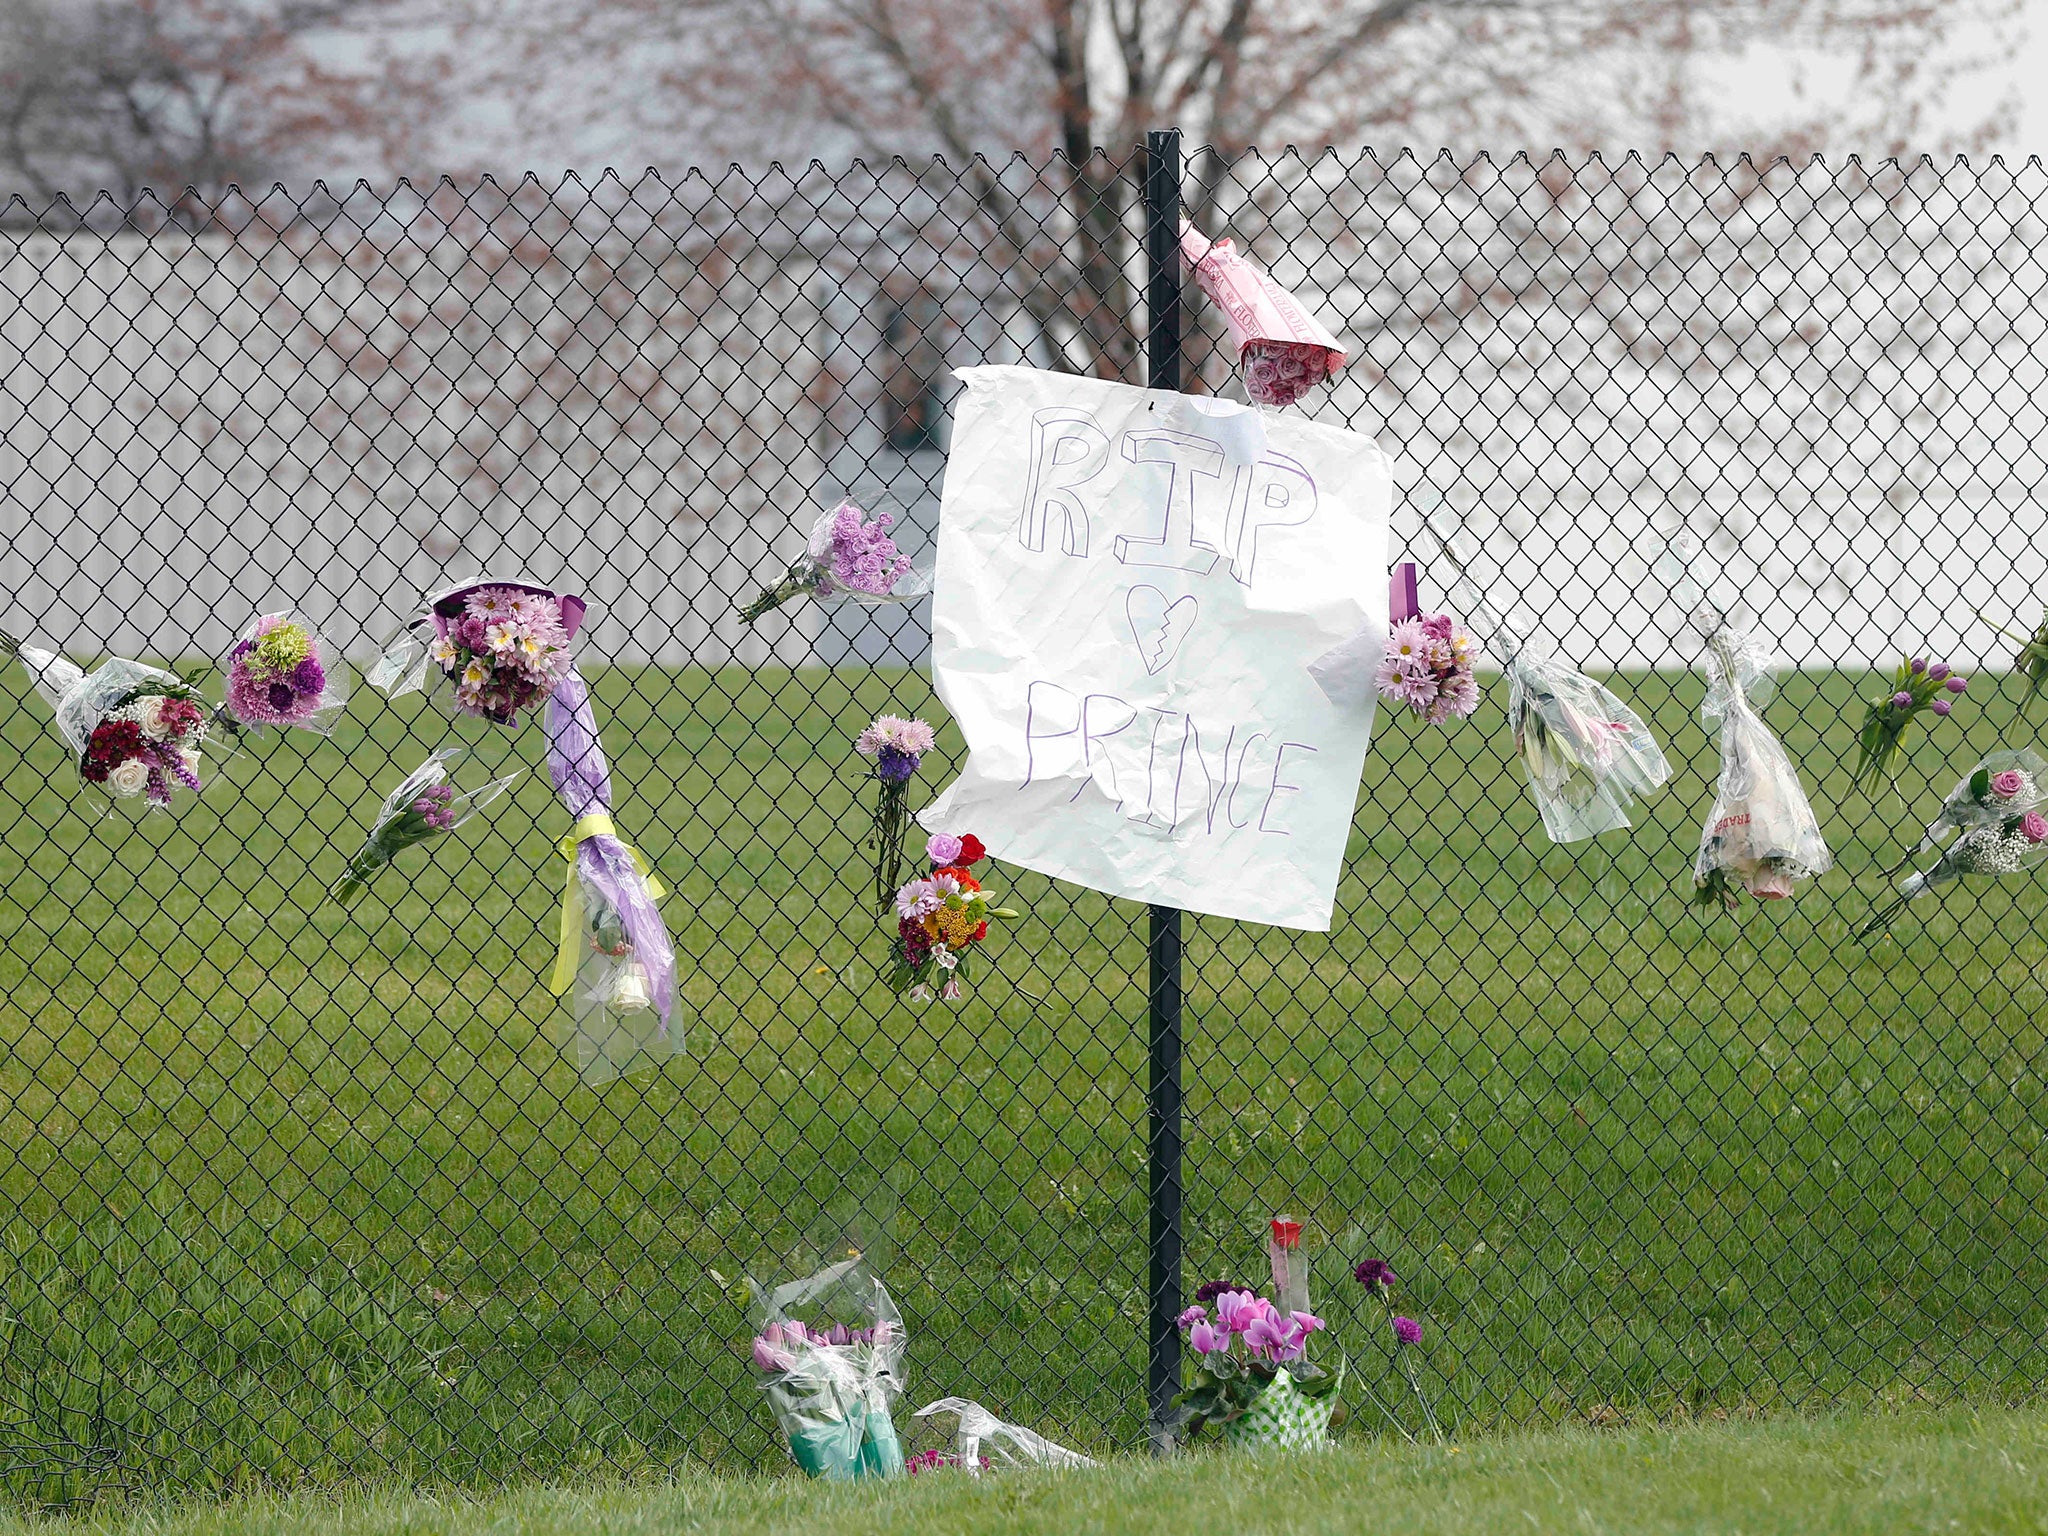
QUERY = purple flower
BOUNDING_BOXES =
[231,640,255,660]
[927,832,964,866]
[874,745,920,785]
[1931,698,1953,716]
[1909,657,1926,673]
[1392,1316,1423,1346]
[1176,1305,1208,1330]
[1188,1321,1229,1355]
[1891,691,1914,708]
[1353,1258,1397,1291]
[751,1335,795,1373]
[1214,1290,1268,1333]
[1242,1311,1292,1360]
[1193,1279,1247,1306]
[267,681,296,712]
[824,501,911,597]
[1928,663,1951,681]
[1945,676,1967,693]
[291,656,326,697]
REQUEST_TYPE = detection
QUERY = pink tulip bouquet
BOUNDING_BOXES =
[747,1256,907,1481]
[1851,655,1968,795]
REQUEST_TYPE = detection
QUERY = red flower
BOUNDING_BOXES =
[957,834,986,864]
[970,921,988,942]
[934,867,980,890]
[82,719,145,782]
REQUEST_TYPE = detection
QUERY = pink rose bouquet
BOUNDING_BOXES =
[1179,219,1346,408]
[1856,749,2048,941]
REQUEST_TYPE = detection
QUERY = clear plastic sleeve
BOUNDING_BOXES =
[1856,749,2048,940]
[222,610,350,735]
[544,668,679,1084]
[1693,628,1830,906]
[747,1255,907,1481]
[910,1399,1097,1473]
[1507,649,1670,843]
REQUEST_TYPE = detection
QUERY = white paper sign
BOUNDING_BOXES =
[921,366,1391,931]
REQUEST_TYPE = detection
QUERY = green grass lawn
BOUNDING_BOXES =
[2,660,2046,1500]
[5,1404,2046,1535]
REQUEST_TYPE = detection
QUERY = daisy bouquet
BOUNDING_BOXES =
[889,833,1019,1003]
[366,579,585,728]
[1849,655,1968,796]
[856,714,936,909]
[1855,750,2048,941]
[739,501,932,624]
[329,747,522,904]
[1376,614,1481,725]
[1693,627,1831,910]
[1178,219,1346,408]
[748,1256,907,1481]
[3,632,212,811]
[544,667,678,1084]
[223,611,348,733]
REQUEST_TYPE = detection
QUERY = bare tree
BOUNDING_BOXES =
[0,0,446,213]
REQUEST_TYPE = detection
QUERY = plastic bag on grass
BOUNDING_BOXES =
[911,1398,1098,1473]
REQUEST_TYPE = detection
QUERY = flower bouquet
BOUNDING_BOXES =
[1855,751,2048,941]
[544,667,678,1084]
[1850,656,1967,796]
[1507,650,1670,843]
[910,1399,1097,1474]
[1351,1258,1445,1443]
[1178,219,1346,408]
[857,714,936,909]
[329,747,522,904]
[748,1255,907,1481]
[1693,628,1831,910]
[1376,614,1481,725]
[889,833,1020,1003]
[3,632,213,812]
[738,501,933,624]
[365,579,585,727]
[1174,1280,1338,1451]
[223,610,349,733]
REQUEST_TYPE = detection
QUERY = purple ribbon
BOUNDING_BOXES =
[544,667,676,1028]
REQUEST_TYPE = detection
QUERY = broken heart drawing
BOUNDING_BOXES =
[1125,585,1199,676]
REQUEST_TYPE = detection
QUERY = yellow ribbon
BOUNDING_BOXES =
[551,812,665,996]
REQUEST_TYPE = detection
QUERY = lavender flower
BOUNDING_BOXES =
[1392,1316,1423,1346]
[738,500,918,623]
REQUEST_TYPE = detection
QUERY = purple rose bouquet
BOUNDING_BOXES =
[738,501,932,624]
[223,611,349,733]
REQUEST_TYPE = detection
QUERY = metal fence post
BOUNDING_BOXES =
[1141,126,1185,1456]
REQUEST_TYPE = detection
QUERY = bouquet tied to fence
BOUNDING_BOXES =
[1693,627,1831,909]
[366,578,585,728]
[544,667,678,1083]
[3,632,213,812]
[1178,219,1347,408]
[738,501,932,624]
[748,1255,907,1481]
[222,610,349,733]
[889,833,1019,1003]
[329,747,522,904]
[1507,650,1670,843]
[1855,750,2048,941]
[1849,655,1967,796]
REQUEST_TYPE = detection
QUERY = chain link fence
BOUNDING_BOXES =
[2,141,2046,1502]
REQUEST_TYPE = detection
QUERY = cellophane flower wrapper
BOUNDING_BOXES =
[544,667,678,1084]
[1507,649,1670,842]
[738,502,935,624]
[910,1398,1097,1474]
[223,610,349,734]
[330,746,522,903]
[364,578,585,728]
[1856,750,2048,940]
[4,634,212,815]
[749,1256,907,1480]
[1179,220,1346,408]
[1694,629,1831,907]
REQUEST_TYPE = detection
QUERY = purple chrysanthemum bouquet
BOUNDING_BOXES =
[1855,749,2048,941]
[545,667,678,1084]
[365,578,585,729]
[1850,655,1968,795]
[856,713,937,908]
[223,611,349,734]
[738,501,932,624]
[329,747,521,904]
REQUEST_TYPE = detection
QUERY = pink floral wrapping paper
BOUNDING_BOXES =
[1178,220,1347,370]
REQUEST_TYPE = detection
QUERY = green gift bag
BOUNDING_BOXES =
[859,1402,905,1478]
[1222,1368,1334,1453]
[788,1415,865,1480]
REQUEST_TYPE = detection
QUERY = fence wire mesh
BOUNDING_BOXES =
[2,143,2046,1502]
